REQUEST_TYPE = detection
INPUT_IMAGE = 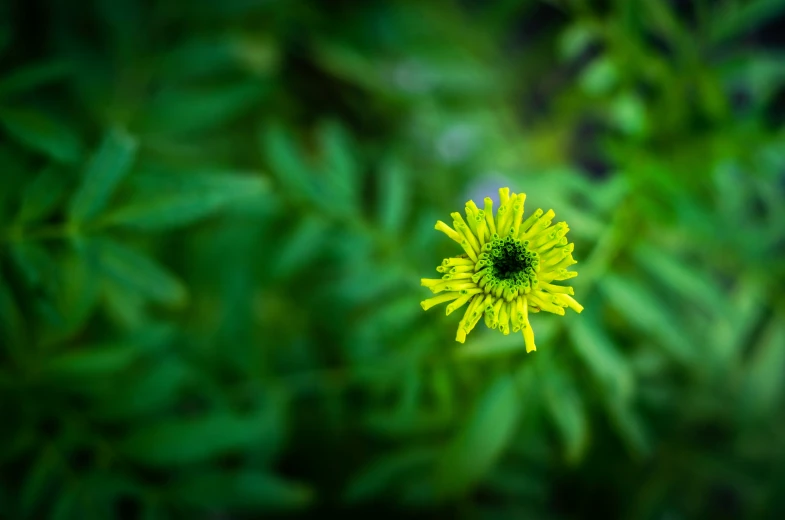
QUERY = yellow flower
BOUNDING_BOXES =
[421,187,583,353]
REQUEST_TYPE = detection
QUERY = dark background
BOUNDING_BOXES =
[1,0,785,518]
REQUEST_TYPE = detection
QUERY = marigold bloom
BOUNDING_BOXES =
[421,187,583,353]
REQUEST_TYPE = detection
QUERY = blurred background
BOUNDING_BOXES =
[1,0,785,518]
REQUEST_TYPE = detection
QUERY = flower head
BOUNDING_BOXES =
[421,187,583,353]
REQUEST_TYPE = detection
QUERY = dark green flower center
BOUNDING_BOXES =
[490,236,533,281]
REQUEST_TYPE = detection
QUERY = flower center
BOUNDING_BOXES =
[473,235,541,296]
[490,236,533,281]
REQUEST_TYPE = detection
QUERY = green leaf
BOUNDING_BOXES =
[633,243,726,318]
[610,92,647,137]
[559,23,597,61]
[722,52,785,109]
[365,409,452,439]
[452,333,527,360]
[344,447,435,504]
[102,277,147,328]
[0,60,70,97]
[0,107,81,163]
[39,247,101,344]
[269,216,329,278]
[738,314,785,421]
[50,486,79,520]
[377,157,409,235]
[579,56,618,96]
[0,278,25,358]
[601,274,697,364]
[10,242,59,295]
[568,313,633,401]
[120,410,282,466]
[20,448,59,517]
[44,343,141,378]
[318,120,359,211]
[102,171,269,230]
[607,400,652,458]
[168,471,311,511]
[259,123,317,199]
[93,238,187,306]
[68,127,138,222]
[311,42,386,93]
[568,316,649,457]
[433,373,521,499]
[158,35,279,79]
[81,472,145,517]
[710,0,785,43]
[142,82,263,135]
[96,357,190,419]
[485,467,546,499]
[709,275,767,362]
[541,359,588,463]
[16,166,69,223]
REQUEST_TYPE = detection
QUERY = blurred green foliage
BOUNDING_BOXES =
[1,0,785,518]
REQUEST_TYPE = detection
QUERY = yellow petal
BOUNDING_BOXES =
[446,294,473,315]
[554,293,584,313]
[483,197,497,235]
[434,220,462,244]
[421,291,462,311]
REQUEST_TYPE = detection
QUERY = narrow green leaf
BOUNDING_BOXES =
[68,127,138,222]
[96,358,189,419]
[610,92,647,137]
[344,447,435,504]
[559,23,597,61]
[433,374,521,499]
[311,41,385,93]
[485,467,546,499]
[0,60,70,97]
[709,275,767,362]
[738,314,785,421]
[269,216,329,278]
[579,56,618,96]
[16,166,68,223]
[377,157,409,234]
[103,171,269,230]
[0,278,25,358]
[20,448,58,516]
[453,334,527,360]
[93,238,186,306]
[430,366,454,416]
[365,409,452,438]
[710,0,785,43]
[120,410,281,466]
[102,278,147,328]
[0,108,81,163]
[568,314,633,401]
[541,360,588,463]
[10,242,58,295]
[50,486,79,520]
[569,317,649,456]
[44,344,140,378]
[607,400,651,458]
[143,82,263,135]
[318,120,359,211]
[633,243,726,317]
[157,37,238,79]
[168,471,311,511]
[601,274,696,364]
[722,52,785,108]
[259,123,316,198]
[39,247,100,344]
